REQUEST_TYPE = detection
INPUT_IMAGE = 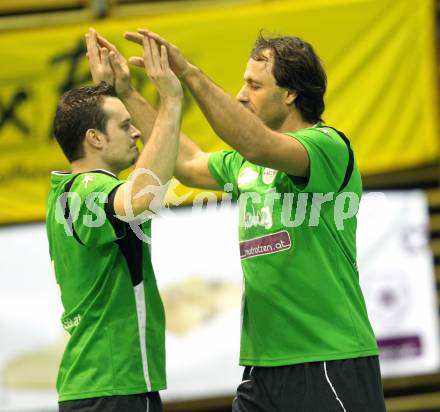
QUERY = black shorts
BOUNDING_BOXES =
[59,391,162,412]
[232,356,386,412]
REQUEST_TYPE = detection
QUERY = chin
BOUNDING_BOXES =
[119,158,136,172]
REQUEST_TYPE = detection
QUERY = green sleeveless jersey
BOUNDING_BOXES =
[208,125,378,366]
[46,170,166,401]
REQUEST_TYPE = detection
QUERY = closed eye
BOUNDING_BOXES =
[245,79,262,90]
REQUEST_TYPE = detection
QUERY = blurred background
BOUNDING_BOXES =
[1,0,440,411]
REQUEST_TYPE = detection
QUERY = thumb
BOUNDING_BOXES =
[128,56,145,67]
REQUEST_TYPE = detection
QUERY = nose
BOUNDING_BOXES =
[236,84,249,103]
[130,125,141,140]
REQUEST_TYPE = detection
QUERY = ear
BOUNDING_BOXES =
[85,129,105,150]
[285,90,297,106]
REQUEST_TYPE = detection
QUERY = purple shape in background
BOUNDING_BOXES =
[378,335,422,360]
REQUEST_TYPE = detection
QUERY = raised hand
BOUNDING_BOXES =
[85,28,132,96]
[141,36,183,100]
[124,29,190,78]
[85,28,113,85]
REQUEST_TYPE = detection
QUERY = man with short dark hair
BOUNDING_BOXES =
[89,28,386,411]
[47,36,182,412]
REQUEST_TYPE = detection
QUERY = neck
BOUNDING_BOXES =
[277,111,314,134]
[71,157,118,176]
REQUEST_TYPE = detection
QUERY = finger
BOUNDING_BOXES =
[124,32,144,46]
[137,28,151,37]
[142,36,154,73]
[128,56,144,67]
[108,51,119,72]
[109,50,126,75]
[100,47,110,70]
[138,29,172,49]
[160,44,170,72]
[96,34,118,54]
[85,28,101,64]
[149,38,161,72]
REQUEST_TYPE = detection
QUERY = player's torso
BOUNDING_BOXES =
[46,173,166,400]
[235,160,377,365]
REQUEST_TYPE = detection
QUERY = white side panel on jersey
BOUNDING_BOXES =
[133,281,152,391]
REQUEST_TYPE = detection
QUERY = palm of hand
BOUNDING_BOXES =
[160,74,183,99]
[90,55,112,85]
[148,63,183,100]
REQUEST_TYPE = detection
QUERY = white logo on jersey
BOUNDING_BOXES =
[262,168,277,184]
[243,205,273,229]
[82,175,94,188]
[63,314,82,331]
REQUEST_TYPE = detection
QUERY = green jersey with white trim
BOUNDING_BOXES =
[46,170,166,401]
[208,125,378,367]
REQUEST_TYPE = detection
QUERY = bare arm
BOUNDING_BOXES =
[120,88,219,190]
[125,30,310,177]
[86,29,219,192]
[116,39,183,218]
[182,66,309,177]
[174,135,219,190]
[86,29,184,218]
[114,95,182,218]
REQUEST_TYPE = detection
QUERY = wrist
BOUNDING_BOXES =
[117,84,136,100]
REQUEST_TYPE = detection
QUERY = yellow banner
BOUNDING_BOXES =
[0,0,438,223]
